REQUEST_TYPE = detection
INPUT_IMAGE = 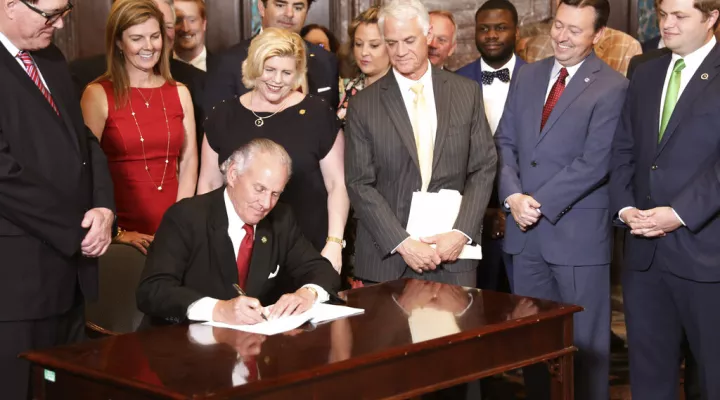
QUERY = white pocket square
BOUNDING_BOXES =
[317,86,331,93]
[268,265,280,279]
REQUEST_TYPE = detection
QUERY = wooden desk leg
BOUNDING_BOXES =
[547,354,574,400]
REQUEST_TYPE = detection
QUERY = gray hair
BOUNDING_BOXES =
[220,138,293,183]
[429,10,457,44]
[378,0,431,37]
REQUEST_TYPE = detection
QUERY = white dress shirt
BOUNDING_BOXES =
[174,46,207,71]
[619,36,716,225]
[481,54,516,134]
[186,190,329,321]
[0,31,52,92]
[393,60,438,146]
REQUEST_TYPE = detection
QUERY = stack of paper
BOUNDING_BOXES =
[405,189,482,259]
[203,303,364,335]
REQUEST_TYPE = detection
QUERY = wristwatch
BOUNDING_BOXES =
[326,236,346,248]
[303,286,318,300]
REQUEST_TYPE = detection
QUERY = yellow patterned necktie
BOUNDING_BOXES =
[410,82,433,191]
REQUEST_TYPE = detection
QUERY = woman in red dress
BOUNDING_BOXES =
[82,0,197,254]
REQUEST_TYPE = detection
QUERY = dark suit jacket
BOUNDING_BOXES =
[136,188,341,326]
[455,55,527,214]
[203,39,339,111]
[0,44,114,321]
[642,36,662,53]
[345,67,497,282]
[495,52,628,266]
[610,43,720,282]
[69,55,207,149]
[627,48,671,80]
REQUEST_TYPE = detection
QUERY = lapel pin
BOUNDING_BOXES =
[299,109,306,115]
[261,236,268,244]
[701,73,709,80]
[584,77,590,83]
[310,53,315,57]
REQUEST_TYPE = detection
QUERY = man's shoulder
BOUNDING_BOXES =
[264,202,296,229]
[594,57,630,88]
[170,58,206,83]
[217,39,252,62]
[165,190,217,222]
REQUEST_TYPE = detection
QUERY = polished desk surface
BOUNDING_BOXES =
[24,279,581,399]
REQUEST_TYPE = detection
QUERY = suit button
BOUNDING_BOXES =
[531,161,538,167]
[82,161,87,166]
[651,165,658,170]
[646,195,651,200]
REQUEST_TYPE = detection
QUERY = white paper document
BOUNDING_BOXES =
[202,303,364,335]
[405,189,482,259]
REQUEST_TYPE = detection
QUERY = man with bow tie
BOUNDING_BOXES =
[494,0,627,399]
[137,139,340,328]
[456,0,525,292]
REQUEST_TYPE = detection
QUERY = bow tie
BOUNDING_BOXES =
[481,68,510,85]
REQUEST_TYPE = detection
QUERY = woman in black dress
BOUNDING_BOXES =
[197,28,348,272]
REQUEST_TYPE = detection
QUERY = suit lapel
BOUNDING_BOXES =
[528,58,553,142]
[245,218,273,298]
[431,67,451,172]
[209,190,241,287]
[538,53,600,143]
[656,44,720,157]
[380,72,421,172]
[33,52,80,154]
[645,54,671,154]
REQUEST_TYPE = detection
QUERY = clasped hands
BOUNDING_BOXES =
[212,287,317,325]
[397,231,468,274]
[506,193,542,232]
[80,207,114,258]
[620,207,682,237]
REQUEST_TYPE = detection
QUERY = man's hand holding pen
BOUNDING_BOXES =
[211,284,268,325]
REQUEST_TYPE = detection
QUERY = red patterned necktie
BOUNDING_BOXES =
[540,67,568,131]
[16,51,59,116]
[244,356,259,383]
[236,224,254,289]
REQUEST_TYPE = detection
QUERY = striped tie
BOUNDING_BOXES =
[16,51,59,116]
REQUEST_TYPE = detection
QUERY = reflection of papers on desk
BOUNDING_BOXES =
[203,303,364,335]
[405,189,482,259]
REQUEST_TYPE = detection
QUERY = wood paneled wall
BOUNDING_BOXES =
[55,0,635,67]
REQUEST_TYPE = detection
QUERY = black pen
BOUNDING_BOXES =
[233,284,268,321]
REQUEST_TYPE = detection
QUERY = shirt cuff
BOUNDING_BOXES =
[671,208,686,226]
[302,284,329,303]
[391,236,411,255]
[452,229,472,244]
[187,323,217,345]
[504,193,521,209]
[454,293,475,317]
[617,206,635,223]
[187,297,219,322]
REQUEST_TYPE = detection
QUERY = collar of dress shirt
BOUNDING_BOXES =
[671,35,716,75]
[480,53,516,76]
[174,46,207,67]
[550,56,586,84]
[224,188,254,233]
[0,31,21,58]
[393,60,433,94]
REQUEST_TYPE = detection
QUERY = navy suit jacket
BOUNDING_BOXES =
[610,43,720,282]
[495,53,628,266]
[455,54,526,85]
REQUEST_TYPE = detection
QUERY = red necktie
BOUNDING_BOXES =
[244,356,259,383]
[16,51,59,116]
[236,224,254,289]
[540,67,568,131]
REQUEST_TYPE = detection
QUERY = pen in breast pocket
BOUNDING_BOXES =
[233,284,268,321]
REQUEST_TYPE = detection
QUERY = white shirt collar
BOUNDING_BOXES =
[480,53,516,75]
[393,60,433,93]
[671,36,716,72]
[174,46,207,69]
[0,31,21,58]
[223,188,251,231]
[551,57,585,83]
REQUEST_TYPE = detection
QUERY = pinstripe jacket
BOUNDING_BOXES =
[345,66,497,282]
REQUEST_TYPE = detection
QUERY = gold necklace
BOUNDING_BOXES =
[250,90,291,127]
[136,87,155,108]
[128,86,172,191]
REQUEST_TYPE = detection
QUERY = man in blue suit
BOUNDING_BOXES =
[456,0,525,292]
[610,0,720,398]
[495,0,628,398]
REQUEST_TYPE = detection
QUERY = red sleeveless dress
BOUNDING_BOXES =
[99,81,184,234]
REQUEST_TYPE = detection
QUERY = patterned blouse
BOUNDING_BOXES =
[337,74,367,125]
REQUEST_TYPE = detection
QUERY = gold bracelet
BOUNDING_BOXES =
[114,226,125,241]
[326,236,346,248]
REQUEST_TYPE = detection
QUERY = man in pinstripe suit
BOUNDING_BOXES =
[345,0,497,288]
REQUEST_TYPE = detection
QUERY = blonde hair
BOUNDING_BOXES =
[98,0,176,109]
[241,28,308,93]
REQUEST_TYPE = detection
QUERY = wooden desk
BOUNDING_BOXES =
[23,279,581,399]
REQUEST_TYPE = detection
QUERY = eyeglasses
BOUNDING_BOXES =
[20,0,74,26]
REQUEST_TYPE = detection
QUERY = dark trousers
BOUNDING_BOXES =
[512,232,610,400]
[623,262,720,400]
[477,237,504,291]
[0,298,86,400]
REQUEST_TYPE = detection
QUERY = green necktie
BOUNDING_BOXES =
[659,58,686,142]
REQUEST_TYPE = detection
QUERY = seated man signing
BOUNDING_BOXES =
[137,138,340,327]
